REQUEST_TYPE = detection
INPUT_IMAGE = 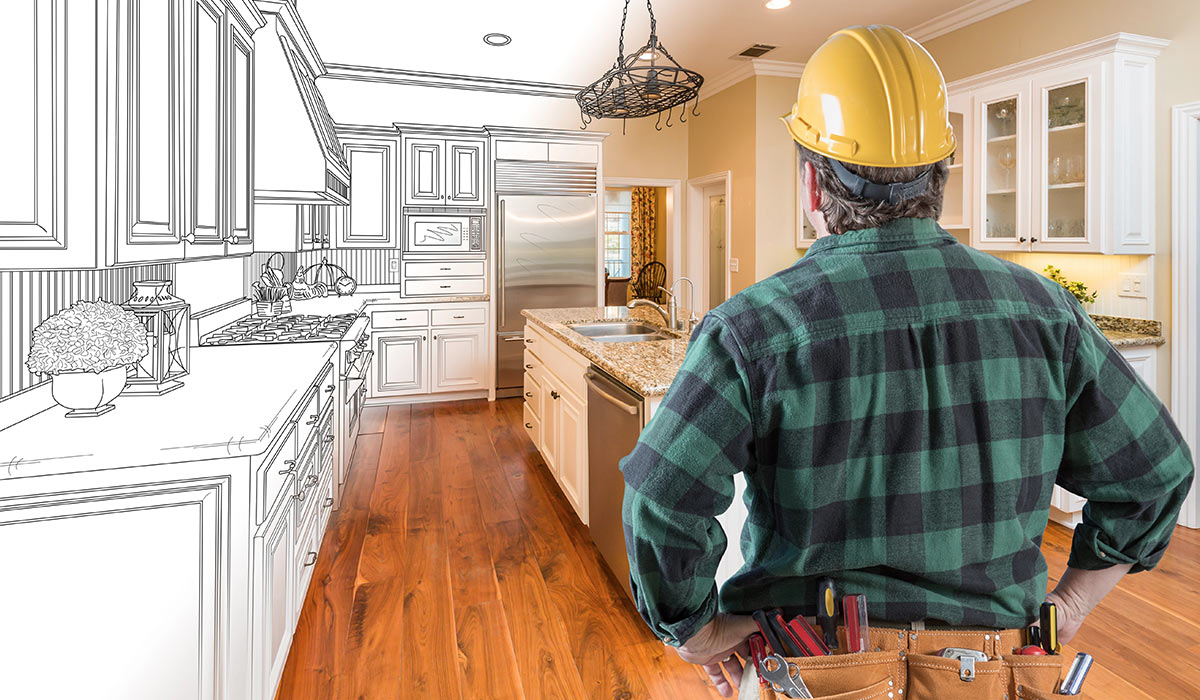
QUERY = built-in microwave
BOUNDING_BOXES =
[403,210,484,254]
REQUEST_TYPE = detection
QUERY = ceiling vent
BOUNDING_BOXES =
[735,43,777,59]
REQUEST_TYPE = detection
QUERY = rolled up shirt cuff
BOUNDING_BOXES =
[1067,522,1168,573]
[652,589,718,647]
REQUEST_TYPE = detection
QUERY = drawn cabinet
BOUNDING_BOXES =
[253,489,294,700]
[0,479,227,700]
[373,332,428,397]
[402,135,486,207]
[338,135,397,248]
[432,325,487,392]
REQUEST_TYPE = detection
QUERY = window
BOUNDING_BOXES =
[603,188,632,277]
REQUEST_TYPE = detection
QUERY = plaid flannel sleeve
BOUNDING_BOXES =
[1059,314,1195,573]
[619,313,755,645]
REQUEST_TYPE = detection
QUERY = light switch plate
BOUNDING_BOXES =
[729,257,739,272]
[1118,273,1148,298]
[389,258,400,273]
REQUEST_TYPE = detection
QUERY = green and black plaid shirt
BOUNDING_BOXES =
[620,217,1193,646]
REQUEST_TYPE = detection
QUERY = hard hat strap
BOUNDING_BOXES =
[828,158,933,206]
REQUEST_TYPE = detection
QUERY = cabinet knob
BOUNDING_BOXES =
[228,235,240,245]
[433,335,438,340]
[525,422,533,429]
[1030,237,1039,243]
[324,497,334,508]
[1019,237,1027,243]
[550,390,560,400]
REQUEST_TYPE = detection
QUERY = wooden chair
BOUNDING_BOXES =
[630,261,667,304]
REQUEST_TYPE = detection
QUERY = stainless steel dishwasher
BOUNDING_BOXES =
[585,367,643,599]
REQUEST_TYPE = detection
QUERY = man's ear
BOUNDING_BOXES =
[803,160,822,213]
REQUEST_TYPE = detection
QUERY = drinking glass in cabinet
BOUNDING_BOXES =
[1045,81,1087,240]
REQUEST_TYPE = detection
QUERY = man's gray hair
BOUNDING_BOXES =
[798,144,950,235]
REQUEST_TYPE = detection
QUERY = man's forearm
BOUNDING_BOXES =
[1046,563,1133,643]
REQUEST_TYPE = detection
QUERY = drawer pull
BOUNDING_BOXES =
[550,390,560,400]
[306,474,319,487]
[525,392,532,398]
[524,338,533,344]
[324,385,334,393]
[525,422,533,429]
[279,460,297,476]
[440,267,451,271]
[453,315,465,319]
[324,496,334,508]
[323,435,335,444]
[395,316,408,321]
[439,285,451,289]
[306,415,319,426]
[303,552,318,567]
[525,363,533,369]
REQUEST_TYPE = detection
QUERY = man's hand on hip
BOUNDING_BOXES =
[673,613,759,697]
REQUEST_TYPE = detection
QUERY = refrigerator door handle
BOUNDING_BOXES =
[498,199,506,330]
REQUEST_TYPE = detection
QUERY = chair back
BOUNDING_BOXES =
[631,261,667,303]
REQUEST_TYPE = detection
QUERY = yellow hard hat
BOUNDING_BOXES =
[781,25,955,168]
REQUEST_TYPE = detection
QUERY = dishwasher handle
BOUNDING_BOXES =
[585,371,640,416]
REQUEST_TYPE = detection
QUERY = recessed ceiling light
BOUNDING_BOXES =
[483,33,512,46]
[765,0,791,8]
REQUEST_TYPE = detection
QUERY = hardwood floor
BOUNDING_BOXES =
[277,398,1200,699]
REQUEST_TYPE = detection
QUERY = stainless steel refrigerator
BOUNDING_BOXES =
[496,194,598,395]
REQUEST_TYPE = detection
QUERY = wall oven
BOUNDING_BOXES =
[403,209,484,255]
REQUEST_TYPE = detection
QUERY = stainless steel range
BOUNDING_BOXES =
[200,313,360,345]
[200,311,372,505]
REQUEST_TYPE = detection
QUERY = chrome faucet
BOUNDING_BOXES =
[626,276,700,333]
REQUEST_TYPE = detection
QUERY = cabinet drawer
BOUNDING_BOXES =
[405,260,485,278]
[292,500,321,616]
[292,440,321,537]
[523,348,540,371]
[523,370,542,419]
[294,385,323,448]
[431,306,487,326]
[256,425,297,524]
[318,470,335,531]
[404,278,485,297]
[316,362,336,413]
[372,308,430,329]
[523,323,588,399]
[523,402,541,447]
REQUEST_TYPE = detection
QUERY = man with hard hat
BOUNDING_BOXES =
[620,25,1192,698]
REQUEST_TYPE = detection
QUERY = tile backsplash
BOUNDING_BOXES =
[245,249,399,295]
[991,252,1154,319]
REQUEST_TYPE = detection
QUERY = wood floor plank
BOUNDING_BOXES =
[485,518,589,700]
[440,403,504,609]
[358,405,387,435]
[455,600,527,700]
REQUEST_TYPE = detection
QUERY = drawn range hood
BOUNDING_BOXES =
[254,1,350,205]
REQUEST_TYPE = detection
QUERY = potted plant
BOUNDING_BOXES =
[25,300,149,417]
[1044,265,1098,308]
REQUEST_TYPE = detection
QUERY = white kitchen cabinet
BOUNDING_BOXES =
[374,332,428,397]
[432,326,487,392]
[254,491,294,700]
[185,0,226,256]
[955,33,1165,254]
[338,133,397,247]
[0,478,226,700]
[226,15,255,252]
[402,134,487,207]
[555,385,587,519]
[253,203,331,253]
[939,92,972,233]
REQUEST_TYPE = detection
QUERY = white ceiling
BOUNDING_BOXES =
[296,0,972,87]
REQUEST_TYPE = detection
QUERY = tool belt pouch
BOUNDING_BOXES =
[756,650,903,700]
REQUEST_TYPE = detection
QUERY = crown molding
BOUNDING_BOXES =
[946,32,1169,93]
[905,0,1033,42]
[700,58,805,102]
[322,63,584,99]
[483,125,609,142]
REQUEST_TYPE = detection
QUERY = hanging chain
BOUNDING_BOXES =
[646,0,656,39]
[616,0,631,62]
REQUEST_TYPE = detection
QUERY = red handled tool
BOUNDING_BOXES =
[777,612,830,657]
[748,632,769,687]
[842,594,869,653]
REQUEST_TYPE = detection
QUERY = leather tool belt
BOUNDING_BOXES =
[745,624,1089,700]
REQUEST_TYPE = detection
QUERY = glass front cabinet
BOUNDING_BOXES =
[959,34,1165,254]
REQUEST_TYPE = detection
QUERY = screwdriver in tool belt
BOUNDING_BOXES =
[816,577,839,650]
[1040,602,1061,655]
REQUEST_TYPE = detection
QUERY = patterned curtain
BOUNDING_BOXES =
[629,186,656,285]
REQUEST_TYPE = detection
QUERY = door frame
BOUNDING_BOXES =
[1171,101,1200,528]
[601,177,683,304]
[687,171,732,313]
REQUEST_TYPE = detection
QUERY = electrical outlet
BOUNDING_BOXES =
[388,258,399,273]
[729,257,739,273]
[1118,273,1148,299]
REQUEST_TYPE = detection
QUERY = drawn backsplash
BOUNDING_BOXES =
[244,249,400,295]
[0,265,175,401]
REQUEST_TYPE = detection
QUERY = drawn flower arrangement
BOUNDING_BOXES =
[25,300,149,376]
[1043,265,1098,307]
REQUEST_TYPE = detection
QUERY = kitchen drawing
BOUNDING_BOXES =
[1,1,1199,700]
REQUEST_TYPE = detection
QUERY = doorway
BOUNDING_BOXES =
[600,178,683,307]
[686,172,732,314]
[1171,101,1200,528]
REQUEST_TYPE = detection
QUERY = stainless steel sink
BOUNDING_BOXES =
[568,322,674,343]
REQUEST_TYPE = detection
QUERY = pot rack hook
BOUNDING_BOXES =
[655,111,663,131]
[691,95,702,118]
[664,107,673,128]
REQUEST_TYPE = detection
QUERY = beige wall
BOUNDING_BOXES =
[688,77,758,294]
[653,187,670,282]
[755,75,804,282]
[924,0,1200,401]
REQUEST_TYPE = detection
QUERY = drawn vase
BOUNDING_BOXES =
[51,366,128,418]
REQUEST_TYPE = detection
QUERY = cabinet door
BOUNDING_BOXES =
[0,0,88,268]
[225,16,254,252]
[112,0,187,264]
[540,374,560,473]
[1030,63,1102,253]
[374,332,428,396]
[973,78,1029,251]
[254,493,294,700]
[940,92,971,232]
[341,140,395,247]
[556,387,587,523]
[406,138,444,205]
[446,139,485,206]
[432,325,486,392]
[0,479,225,700]
[183,0,225,258]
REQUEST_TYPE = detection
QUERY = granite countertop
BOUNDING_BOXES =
[0,342,337,481]
[1092,314,1165,348]
[522,306,689,397]
[521,308,1166,398]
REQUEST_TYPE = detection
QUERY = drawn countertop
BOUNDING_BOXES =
[522,306,690,397]
[0,342,338,481]
[286,289,490,316]
[520,308,1165,399]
